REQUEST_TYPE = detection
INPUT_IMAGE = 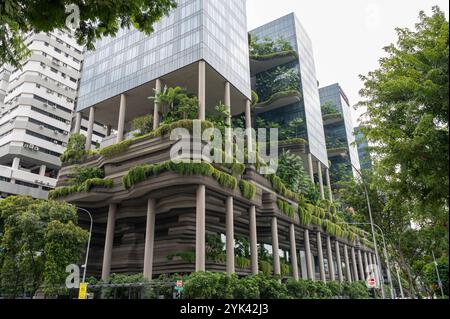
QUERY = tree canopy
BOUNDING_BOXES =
[0,196,88,297]
[0,0,177,67]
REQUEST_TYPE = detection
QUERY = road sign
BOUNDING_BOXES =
[367,277,377,289]
[176,280,183,287]
[78,282,88,299]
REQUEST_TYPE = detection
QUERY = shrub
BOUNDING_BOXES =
[239,180,257,200]
[231,275,260,299]
[132,114,153,137]
[342,281,370,299]
[183,272,233,299]
[68,166,104,184]
[166,251,195,263]
[276,199,296,218]
[252,275,289,299]
[99,140,132,158]
[49,178,113,199]
[60,133,86,164]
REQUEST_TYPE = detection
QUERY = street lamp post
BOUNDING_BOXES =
[77,207,93,283]
[432,250,445,298]
[340,153,385,299]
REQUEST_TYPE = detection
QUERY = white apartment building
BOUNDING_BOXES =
[0,30,105,199]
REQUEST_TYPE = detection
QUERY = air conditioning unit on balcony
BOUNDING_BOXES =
[43,103,48,108]
[54,130,59,135]
[53,140,59,144]
[34,146,39,151]
[52,105,57,109]
[63,131,69,135]
[39,124,44,129]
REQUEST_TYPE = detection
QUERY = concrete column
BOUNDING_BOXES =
[325,168,333,202]
[153,78,162,129]
[335,241,344,282]
[317,161,325,200]
[116,94,127,143]
[195,185,206,272]
[307,153,314,183]
[358,249,365,280]
[271,217,281,276]
[85,107,95,150]
[74,112,81,134]
[351,247,359,281]
[344,244,352,282]
[39,165,46,176]
[224,82,231,127]
[143,199,156,278]
[304,229,314,280]
[316,232,326,282]
[326,236,336,281]
[289,224,299,280]
[143,198,156,280]
[363,251,369,277]
[245,99,253,153]
[249,205,258,275]
[101,204,117,281]
[198,61,206,121]
[225,196,235,275]
[12,157,20,170]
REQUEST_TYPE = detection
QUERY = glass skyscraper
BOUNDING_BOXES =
[77,0,251,113]
[319,83,361,181]
[250,13,328,168]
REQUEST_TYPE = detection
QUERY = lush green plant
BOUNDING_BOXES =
[68,166,104,185]
[49,178,113,199]
[166,251,196,263]
[206,234,225,263]
[239,180,257,200]
[122,161,237,192]
[235,256,251,269]
[276,199,296,218]
[231,275,260,299]
[235,235,250,259]
[183,272,234,299]
[99,140,132,158]
[60,133,87,165]
[249,36,293,57]
[0,196,88,298]
[321,101,338,116]
[132,114,154,137]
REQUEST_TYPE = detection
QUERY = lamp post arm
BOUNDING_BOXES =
[77,207,93,283]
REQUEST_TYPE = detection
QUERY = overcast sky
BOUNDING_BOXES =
[246,0,449,125]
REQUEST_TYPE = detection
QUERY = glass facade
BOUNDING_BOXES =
[319,83,361,179]
[250,13,328,166]
[77,0,251,112]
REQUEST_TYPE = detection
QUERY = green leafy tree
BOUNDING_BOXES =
[0,196,88,298]
[357,6,449,228]
[1,0,177,67]
[132,114,154,137]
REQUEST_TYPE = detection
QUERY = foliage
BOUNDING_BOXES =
[99,140,132,159]
[249,36,293,57]
[0,196,88,298]
[235,235,250,259]
[183,272,234,299]
[321,101,338,116]
[67,166,104,185]
[206,234,225,263]
[239,180,257,200]
[423,256,449,297]
[60,133,87,165]
[49,178,113,199]
[122,161,237,192]
[166,251,195,263]
[1,0,177,68]
[276,199,296,218]
[151,86,199,122]
[95,120,215,159]
[357,6,449,246]
[132,114,154,137]
[256,64,301,102]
